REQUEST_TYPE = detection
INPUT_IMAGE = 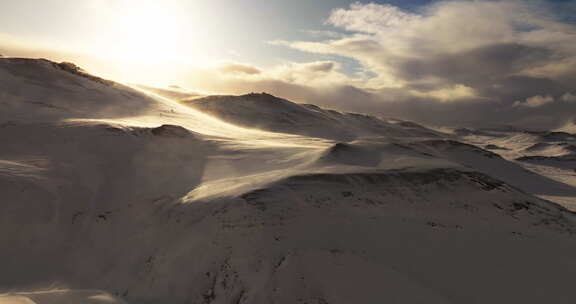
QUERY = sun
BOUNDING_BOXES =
[84,0,220,85]
[100,0,188,64]
[84,0,225,85]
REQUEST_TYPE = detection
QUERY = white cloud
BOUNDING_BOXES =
[410,84,478,102]
[327,3,421,34]
[514,95,555,107]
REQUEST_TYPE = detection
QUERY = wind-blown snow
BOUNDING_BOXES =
[1,58,576,304]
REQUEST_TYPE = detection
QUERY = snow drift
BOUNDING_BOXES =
[1,58,576,304]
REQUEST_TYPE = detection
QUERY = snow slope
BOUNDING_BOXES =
[456,128,576,210]
[1,58,576,304]
[182,93,444,141]
[0,59,157,123]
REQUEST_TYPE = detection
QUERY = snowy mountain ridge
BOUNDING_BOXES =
[1,58,576,304]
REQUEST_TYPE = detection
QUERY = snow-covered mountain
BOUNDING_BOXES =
[1,58,576,304]
[0,59,156,123]
[456,127,576,210]
[182,93,444,141]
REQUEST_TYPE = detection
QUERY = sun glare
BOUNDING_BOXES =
[99,0,189,64]
[80,0,221,84]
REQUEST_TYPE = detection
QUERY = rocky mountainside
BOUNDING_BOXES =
[1,58,575,304]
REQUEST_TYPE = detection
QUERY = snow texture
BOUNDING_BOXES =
[1,58,576,304]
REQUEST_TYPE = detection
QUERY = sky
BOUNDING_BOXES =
[1,0,576,129]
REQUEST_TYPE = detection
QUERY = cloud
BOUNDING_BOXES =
[268,61,352,85]
[271,0,576,129]
[513,92,576,108]
[561,92,576,103]
[301,61,336,72]
[218,62,261,75]
[191,60,355,92]
[514,95,555,108]
[328,2,421,33]
[410,84,478,102]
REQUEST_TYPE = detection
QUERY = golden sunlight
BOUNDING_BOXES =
[98,0,190,64]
